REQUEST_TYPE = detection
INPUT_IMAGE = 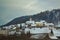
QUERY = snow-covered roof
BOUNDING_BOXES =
[25,27,50,34]
[17,24,20,27]
[36,21,47,25]
[45,23,54,26]
[9,31,16,35]
[26,21,35,24]
[40,20,47,23]
[53,29,60,37]
[55,24,60,27]
[13,27,16,29]
[30,34,46,39]
[30,28,50,34]
[21,23,25,26]
[49,35,58,39]
[24,28,30,34]
[3,26,9,29]
[31,24,36,26]
[16,32,21,35]
[35,22,43,24]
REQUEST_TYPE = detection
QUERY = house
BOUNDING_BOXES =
[45,23,54,27]
[0,30,9,35]
[24,27,50,34]
[55,24,60,29]
[53,29,60,37]
[9,30,16,35]
[17,24,20,27]
[21,23,26,29]
[2,26,9,30]
[26,18,35,25]
[31,24,36,28]
[35,22,44,27]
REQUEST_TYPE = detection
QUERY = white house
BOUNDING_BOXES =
[30,27,50,34]
[45,23,54,27]
[40,20,47,23]
[53,29,60,37]
[9,30,16,35]
[24,27,50,34]
[17,24,20,27]
[26,21,35,25]
[21,23,25,27]
[0,30,9,35]
[3,26,9,30]
[31,24,36,27]
[21,23,26,29]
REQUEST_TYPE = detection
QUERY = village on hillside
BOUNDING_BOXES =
[0,18,60,40]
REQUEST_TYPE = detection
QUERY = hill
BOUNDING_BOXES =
[1,9,60,27]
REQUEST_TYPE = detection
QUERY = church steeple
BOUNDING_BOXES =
[30,17,32,21]
[29,16,32,21]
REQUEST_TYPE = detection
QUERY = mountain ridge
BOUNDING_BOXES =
[1,9,60,27]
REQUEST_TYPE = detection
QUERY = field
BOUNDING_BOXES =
[0,33,52,40]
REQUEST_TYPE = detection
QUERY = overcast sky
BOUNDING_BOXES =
[0,0,60,25]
